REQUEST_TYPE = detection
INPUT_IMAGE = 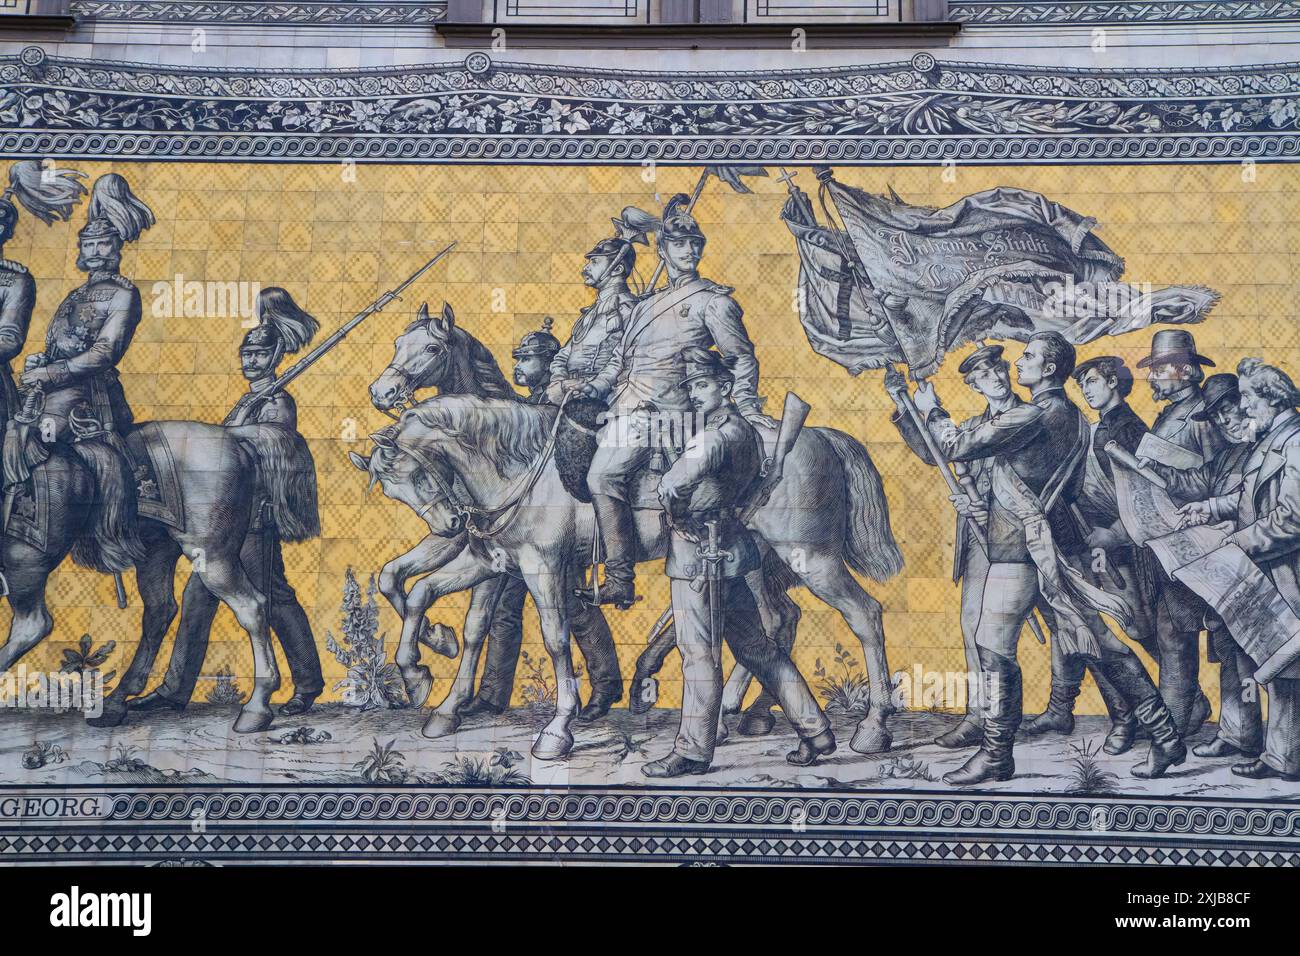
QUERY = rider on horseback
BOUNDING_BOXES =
[578,195,775,609]
[15,173,153,575]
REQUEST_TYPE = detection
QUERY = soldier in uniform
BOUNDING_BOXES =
[1176,359,1300,780]
[511,317,561,404]
[912,332,1186,784]
[579,195,773,609]
[129,288,324,716]
[547,237,637,406]
[461,318,624,721]
[1139,329,1224,736]
[1021,355,1152,754]
[642,347,833,777]
[1152,374,1262,761]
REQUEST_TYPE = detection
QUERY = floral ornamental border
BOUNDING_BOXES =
[68,0,448,25]
[3,787,1299,865]
[0,49,1298,164]
[949,0,1300,25]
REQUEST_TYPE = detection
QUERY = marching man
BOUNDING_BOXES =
[130,288,324,717]
[641,346,832,778]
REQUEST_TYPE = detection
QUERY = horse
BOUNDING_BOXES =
[366,302,808,731]
[350,394,902,761]
[1,421,285,734]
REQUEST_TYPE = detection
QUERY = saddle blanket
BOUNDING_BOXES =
[124,422,186,532]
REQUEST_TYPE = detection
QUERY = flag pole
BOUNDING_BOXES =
[812,167,1046,644]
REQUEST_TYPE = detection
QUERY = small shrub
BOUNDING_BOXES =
[813,644,871,718]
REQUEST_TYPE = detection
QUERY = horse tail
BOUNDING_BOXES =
[69,435,145,574]
[229,424,321,542]
[814,426,903,582]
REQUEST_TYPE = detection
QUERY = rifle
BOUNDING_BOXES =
[231,242,457,424]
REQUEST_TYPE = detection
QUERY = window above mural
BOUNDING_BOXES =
[445,0,921,24]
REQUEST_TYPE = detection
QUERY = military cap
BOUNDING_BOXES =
[678,346,736,389]
[957,343,1005,376]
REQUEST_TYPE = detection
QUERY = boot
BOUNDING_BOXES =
[1022,654,1085,736]
[126,690,186,713]
[787,728,836,767]
[1098,652,1186,779]
[278,692,317,717]
[575,494,638,609]
[944,648,1020,786]
[934,717,983,749]
[1094,665,1138,756]
[641,752,710,778]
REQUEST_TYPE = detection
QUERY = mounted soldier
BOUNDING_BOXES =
[510,316,561,404]
[0,161,88,578]
[578,194,773,609]
[12,173,154,576]
[642,346,833,777]
[547,236,637,406]
[129,287,324,718]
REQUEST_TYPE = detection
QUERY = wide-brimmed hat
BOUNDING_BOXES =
[1136,329,1215,369]
[1191,373,1240,421]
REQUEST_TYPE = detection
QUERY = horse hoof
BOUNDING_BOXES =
[85,704,128,729]
[422,712,460,739]
[850,719,892,755]
[531,728,574,760]
[737,710,776,737]
[419,621,458,659]
[233,708,275,734]
[402,666,434,708]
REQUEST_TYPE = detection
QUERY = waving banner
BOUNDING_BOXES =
[784,173,1219,378]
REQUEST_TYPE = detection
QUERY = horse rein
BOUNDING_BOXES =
[385,393,572,541]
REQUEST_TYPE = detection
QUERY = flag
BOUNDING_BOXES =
[784,173,1219,378]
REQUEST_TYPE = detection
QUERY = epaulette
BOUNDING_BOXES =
[0,258,28,275]
[704,280,736,296]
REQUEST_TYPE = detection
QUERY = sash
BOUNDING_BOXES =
[620,277,711,350]
[990,413,1135,658]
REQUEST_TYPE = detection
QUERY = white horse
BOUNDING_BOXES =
[351,394,902,761]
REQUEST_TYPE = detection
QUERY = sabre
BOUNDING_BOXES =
[235,242,457,423]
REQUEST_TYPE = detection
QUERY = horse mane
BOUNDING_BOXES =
[451,326,516,400]
[405,394,555,479]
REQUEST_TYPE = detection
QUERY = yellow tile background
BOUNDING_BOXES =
[4,160,1295,718]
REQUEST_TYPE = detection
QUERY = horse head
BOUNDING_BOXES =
[348,424,465,538]
[369,301,458,411]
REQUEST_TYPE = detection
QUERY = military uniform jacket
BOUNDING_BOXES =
[226,377,300,533]
[39,270,141,432]
[0,258,36,419]
[548,289,635,395]
[892,395,1024,582]
[928,384,1089,563]
[1152,384,1228,466]
[588,275,762,416]
[661,405,762,581]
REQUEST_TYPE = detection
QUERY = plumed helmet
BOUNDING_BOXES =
[659,193,705,243]
[241,286,319,356]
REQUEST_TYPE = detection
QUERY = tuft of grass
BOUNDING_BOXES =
[813,644,871,718]
[1064,738,1121,795]
[429,754,532,787]
[204,665,246,705]
[353,738,408,784]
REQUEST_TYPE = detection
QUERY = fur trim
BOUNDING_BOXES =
[68,433,145,573]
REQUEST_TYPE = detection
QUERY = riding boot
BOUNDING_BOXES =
[944,647,1021,786]
[1021,653,1084,737]
[1094,663,1138,756]
[1097,652,1186,779]
[575,494,637,609]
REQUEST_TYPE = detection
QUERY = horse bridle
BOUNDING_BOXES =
[376,364,415,420]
